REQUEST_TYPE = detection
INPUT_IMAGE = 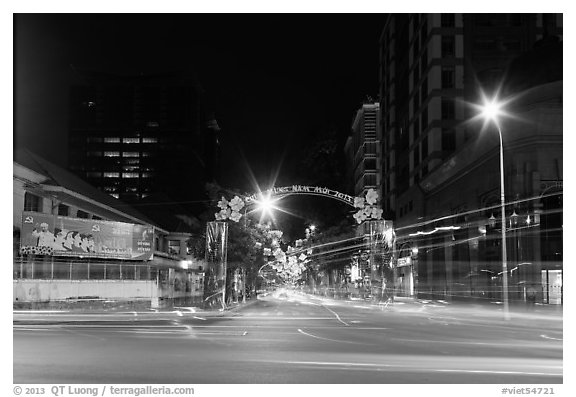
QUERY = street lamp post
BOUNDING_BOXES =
[481,98,510,320]
[496,122,510,320]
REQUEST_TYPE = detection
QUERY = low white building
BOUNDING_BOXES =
[13,149,205,308]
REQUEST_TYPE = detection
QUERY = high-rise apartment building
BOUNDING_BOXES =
[345,101,381,199]
[68,70,220,214]
[379,13,562,218]
[377,14,562,301]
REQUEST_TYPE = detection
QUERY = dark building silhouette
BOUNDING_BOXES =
[68,70,221,215]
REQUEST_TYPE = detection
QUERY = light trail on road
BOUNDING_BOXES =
[13,292,563,384]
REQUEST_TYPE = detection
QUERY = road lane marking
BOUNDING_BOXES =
[320,305,349,326]
[297,328,363,344]
[299,301,321,306]
[541,334,563,341]
[193,316,207,321]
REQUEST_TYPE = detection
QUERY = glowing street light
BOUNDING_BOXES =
[478,94,510,320]
[480,98,504,122]
[256,194,274,215]
[305,224,317,239]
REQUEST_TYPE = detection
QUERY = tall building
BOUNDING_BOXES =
[379,13,562,219]
[68,70,220,214]
[345,101,381,199]
[377,14,563,302]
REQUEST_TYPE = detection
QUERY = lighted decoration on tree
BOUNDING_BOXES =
[353,188,384,224]
[273,247,286,264]
[215,195,245,222]
[270,246,309,283]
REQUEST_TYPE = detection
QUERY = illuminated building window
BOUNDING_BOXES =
[142,172,154,178]
[103,186,117,192]
[104,137,121,143]
[122,172,139,178]
[123,138,140,144]
[142,152,152,157]
[124,158,140,164]
[123,166,139,171]
[142,137,158,143]
[104,172,120,178]
[123,152,140,157]
[104,151,120,157]
[146,121,159,127]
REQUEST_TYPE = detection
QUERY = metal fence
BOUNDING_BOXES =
[13,257,158,281]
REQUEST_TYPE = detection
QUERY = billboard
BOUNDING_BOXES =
[20,211,154,260]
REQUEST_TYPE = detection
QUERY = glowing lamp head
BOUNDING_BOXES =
[256,194,274,215]
[481,98,503,122]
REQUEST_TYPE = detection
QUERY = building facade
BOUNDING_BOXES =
[345,101,381,199]
[379,13,562,218]
[68,70,220,214]
[14,149,205,308]
[375,13,562,302]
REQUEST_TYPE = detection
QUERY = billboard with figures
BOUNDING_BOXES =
[20,211,154,260]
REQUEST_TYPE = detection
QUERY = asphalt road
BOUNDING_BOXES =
[13,291,563,384]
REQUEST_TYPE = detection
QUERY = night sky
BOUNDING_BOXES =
[14,14,386,238]
[14,14,384,189]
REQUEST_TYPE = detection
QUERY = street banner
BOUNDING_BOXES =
[20,211,154,260]
[204,221,228,308]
